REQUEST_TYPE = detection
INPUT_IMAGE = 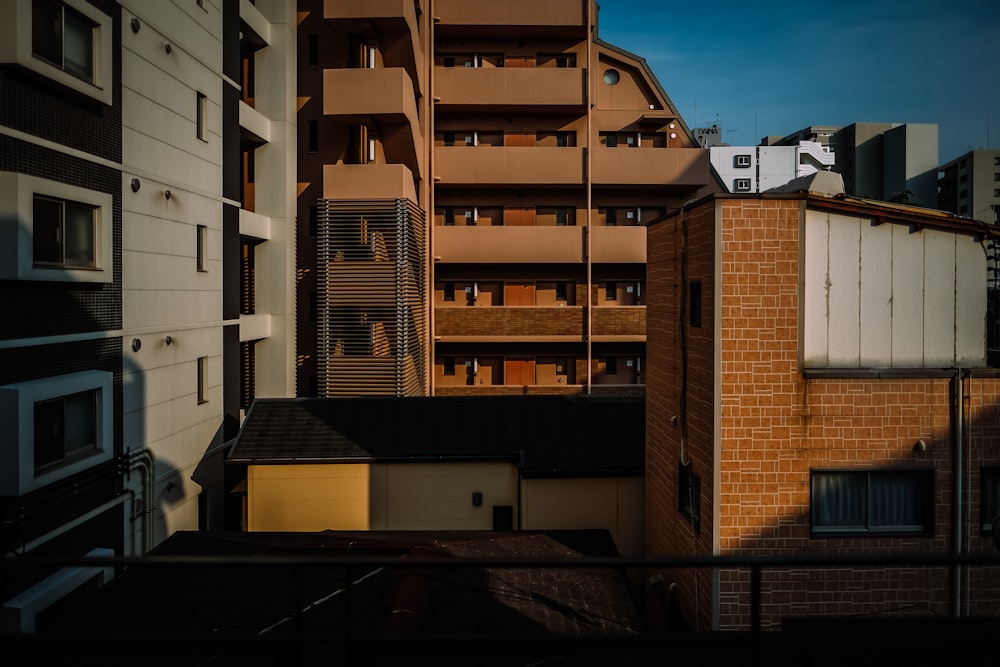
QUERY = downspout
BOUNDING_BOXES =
[124,447,155,554]
[585,0,593,394]
[950,368,963,617]
[427,1,436,396]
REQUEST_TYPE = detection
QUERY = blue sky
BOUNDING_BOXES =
[595,0,1000,162]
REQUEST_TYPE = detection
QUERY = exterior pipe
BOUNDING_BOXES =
[124,447,155,554]
[951,369,963,617]
[585,0,593,395]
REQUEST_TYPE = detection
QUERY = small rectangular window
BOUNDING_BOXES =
[982,467,1000,535]
[443,208,455,226]
[555,358,567,375]
[32,195,96,269]
[555,208,568,226]
[605,357,617,375]
[810,469,934,536]
[443,358,456,376]
[197,356,208,404]
[734,178,752,192]
[734,154,751,168]
[308,120,319,153]
[196,92,207,140]
[605,281,617,301]
[689,280,702,327]
[32,0,96,82]
[443,56,455,67]
[443,282,455,302]
[34,389,98,472]
[604,133,618,148]
[307,34,318,66]
[196,224,207,272]
[555,283,567,301]
[606,208,617,226]
[443,131,455,146]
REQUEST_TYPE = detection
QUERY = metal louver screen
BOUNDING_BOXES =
[317,199,427,396]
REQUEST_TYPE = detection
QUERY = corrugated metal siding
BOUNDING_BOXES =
[317,199,427,396]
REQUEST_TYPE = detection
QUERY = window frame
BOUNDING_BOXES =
[734,154,752,168]
[734,178,752,192]
[0,172,114,283]
[442,357,456,376]
[32,193,98,270]
[810,468,935,537]
[982,467,1000,536]
[197,356,209,405]
[0,0,113,105]
[0,371,114,496]
[196,224,208,272]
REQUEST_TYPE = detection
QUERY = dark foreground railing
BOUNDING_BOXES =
[3,551,999,667]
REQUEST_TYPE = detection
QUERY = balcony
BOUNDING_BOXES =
[591,147,709,187]
[434,146,584,186]
[435,306,585,340]
[591,306,646,341]
[434,226,584,263]
[324,0,424,92]
[323,164,417,204]
[326,262,398,306]
[590,226,646,263]
[434,67,585,110]
[433,0,585,27]
[324,68,422,177]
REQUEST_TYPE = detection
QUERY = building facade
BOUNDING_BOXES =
[710,142,834,194]
[1,0,296,631]
[296,0,718,398]
[937,148,1000,224]
[645,176,1000,631]
[833,122,939,207]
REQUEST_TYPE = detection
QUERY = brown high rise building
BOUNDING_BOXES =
[296,0,717,397]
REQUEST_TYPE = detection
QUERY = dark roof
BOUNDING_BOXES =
[227,395,644,477]
[37,529,643,666]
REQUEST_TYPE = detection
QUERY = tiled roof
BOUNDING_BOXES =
[227,395,644,477]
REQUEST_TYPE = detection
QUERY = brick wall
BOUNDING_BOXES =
[647,197,1000,631]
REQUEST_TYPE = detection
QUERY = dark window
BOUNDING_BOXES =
[555,208,568,226]
[555,358,567,375]
[307,34,318,66]
[679,461,700,531]
[32,195,96,269]
[443,208,454,226]
[810,469,934,536]
[605,281,617,301]
[493,505,514,531]
[443,131,455,146]
[197,356,208,404]
[606,208,617,225]
[443,358,455,376]
[555,283,567,301]
[443,282,455,302]
[982,467,1000,535]
[443,56,455,67]
[309,205,318,237]
[605,357,617,375]
[34,390,98,472]
[308,120,318,152]
[689,280,702,327]
[32,0,95,82]
[196,92,207,140]
[605,133,618,148]
[196,225,207,272]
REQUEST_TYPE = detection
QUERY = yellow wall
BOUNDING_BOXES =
[520,477,644,557]
[247,464,371,531]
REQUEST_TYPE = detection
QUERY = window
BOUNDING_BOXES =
[995,157,1000,166]
[443,208,455,226]
[603,69,620,85]
[555,358,567,375]
[196,92,207,141]
[32,194,96,269]
[982,467,1000,535]
[442,358,455,376]
[555,283,567,301]
[308,120,318,153]
[443,131,456,146]
[689,280,702,327]
[605,357,617,375]
[10,0,112,104]
[605,281,617,301]
[197,356,208,404]
[196,225,207,272]
[734,154,751,168]
[443,282,455,302]
[604,133,618,148]
[307,34,318,66]
[679,461,700,530]
[810,469,934,536]
[994,173,1000,182]
[734,178,752,192]
[0,172,113,283]
[606,208,617,226]
[555,208,568,226]
[0,371,113,496]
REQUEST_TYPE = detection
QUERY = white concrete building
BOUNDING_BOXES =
[710,142,834,193]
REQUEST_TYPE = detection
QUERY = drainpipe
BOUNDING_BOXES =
[950,368,964,617]
[585,0,593,395]
[123,447,155,554]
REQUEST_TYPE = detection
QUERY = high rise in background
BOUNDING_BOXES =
[295,0,719,398]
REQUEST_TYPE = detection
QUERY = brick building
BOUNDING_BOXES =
[645,173,1000,630]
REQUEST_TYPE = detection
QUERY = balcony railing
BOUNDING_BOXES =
[433,146,584,185]
[434,225,584,263]
[434,67,585,108]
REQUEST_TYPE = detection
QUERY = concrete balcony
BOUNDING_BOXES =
[435,306,585,340]
[324,67,422,177]
[591,147,710,187]
[324,0,424,92]
[434,146,584,186]
[434,67,585,109]
[591,307,646,341]
[323,164,417,204]
[590,226,646,263]
[433,0,585,27]
[434,226,584,263]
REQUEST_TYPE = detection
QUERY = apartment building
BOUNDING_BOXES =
[1,0,296,631]
[645,172,1000,631]
[833,122,939,207]
[937,148,1000,224]
[709,141,834,194]
[296,0,717,398]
